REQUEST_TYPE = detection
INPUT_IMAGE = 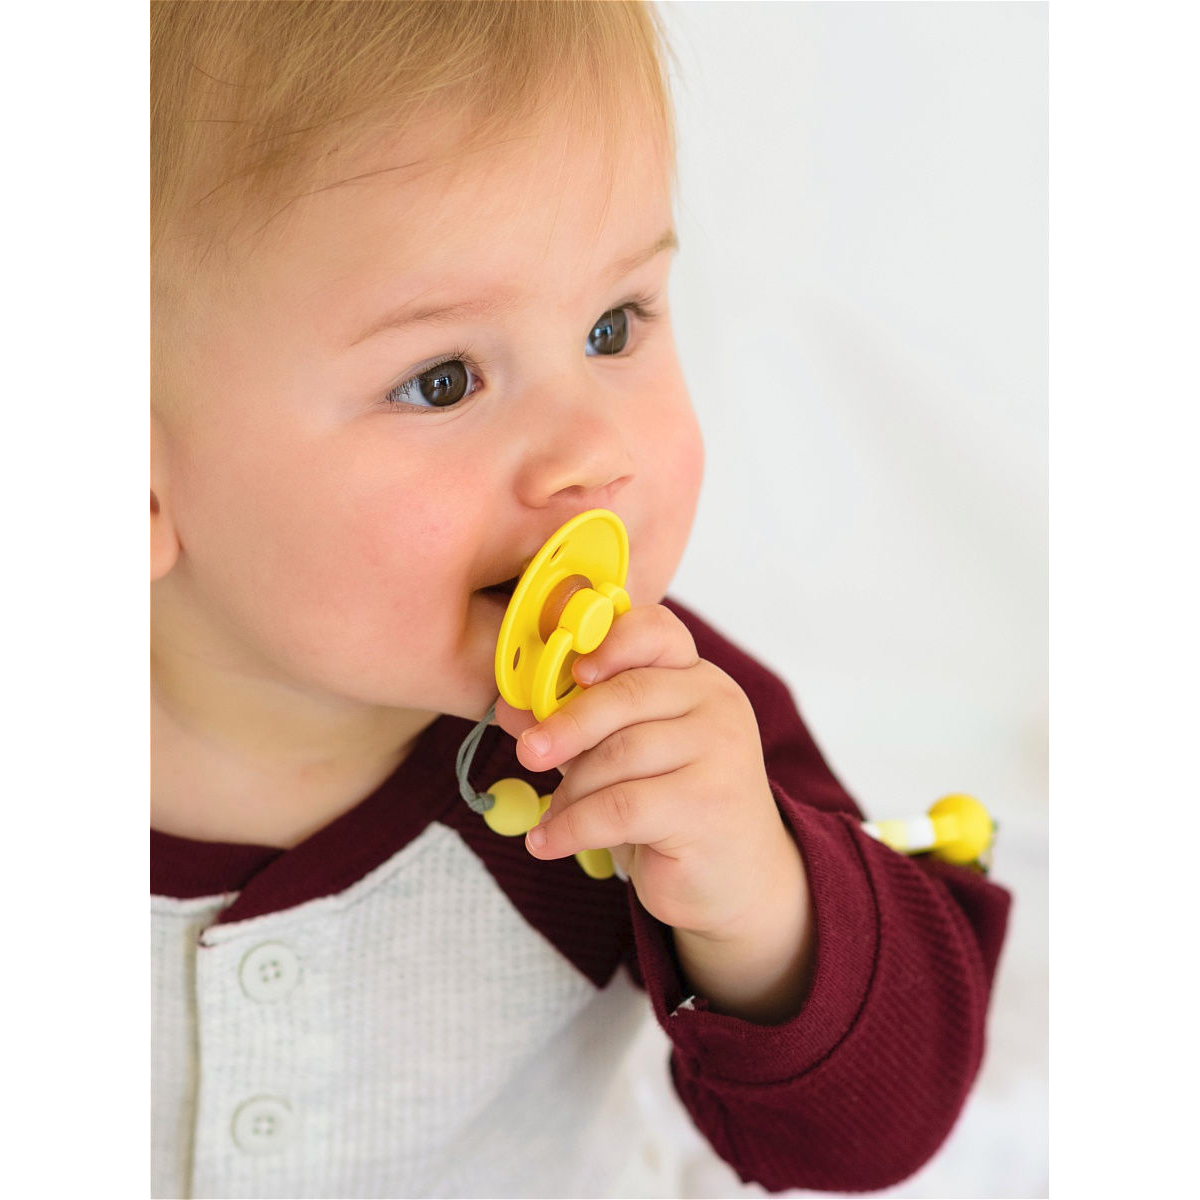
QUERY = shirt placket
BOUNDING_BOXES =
[190,920,311,1197]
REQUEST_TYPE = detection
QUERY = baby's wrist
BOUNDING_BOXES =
[693,811,807,939]
[669,825,816,1023]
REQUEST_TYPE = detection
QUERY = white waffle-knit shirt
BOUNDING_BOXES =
[152,820,682,1199]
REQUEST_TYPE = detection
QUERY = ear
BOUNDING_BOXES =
[151,418,181,582]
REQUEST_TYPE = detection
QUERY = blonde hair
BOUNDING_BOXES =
[151,0,676,258]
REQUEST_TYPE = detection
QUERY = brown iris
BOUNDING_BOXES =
[587,308,629,356]
[416,360,470,407]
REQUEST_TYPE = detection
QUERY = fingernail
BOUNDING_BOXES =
[575,661,597,684]
[523,729,550,756]
[527,825,548,851]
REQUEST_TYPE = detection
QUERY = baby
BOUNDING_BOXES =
[151,3,1010,1197]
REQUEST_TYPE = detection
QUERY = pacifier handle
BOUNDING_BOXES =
[531,581,631,719]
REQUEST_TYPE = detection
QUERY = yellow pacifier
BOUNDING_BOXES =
[494,508,631,722]
[473,509,631,881]
[465,514,996,884]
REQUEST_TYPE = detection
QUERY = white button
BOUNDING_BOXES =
[238,942,301,1002]
[231,1096,293,1154]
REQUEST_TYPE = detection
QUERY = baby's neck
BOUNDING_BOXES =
[151,650,436,849]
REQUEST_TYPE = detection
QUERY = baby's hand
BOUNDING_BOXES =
[493,605,805,942]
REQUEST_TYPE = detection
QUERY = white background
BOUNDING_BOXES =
[651,3,1048,1195]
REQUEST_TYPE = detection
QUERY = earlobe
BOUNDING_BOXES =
[151,413,182,581]
[151,486,181,581]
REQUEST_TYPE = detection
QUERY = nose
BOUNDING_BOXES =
[514,382,635,511]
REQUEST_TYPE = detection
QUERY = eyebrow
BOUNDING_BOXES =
[351,228,679,345]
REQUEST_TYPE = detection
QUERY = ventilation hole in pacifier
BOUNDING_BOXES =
[550,542,563,561]
[556,652,578,700]
[512,647,521,671]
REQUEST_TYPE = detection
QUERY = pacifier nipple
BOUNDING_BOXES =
[495,509,631,721]
[538,576,594,642]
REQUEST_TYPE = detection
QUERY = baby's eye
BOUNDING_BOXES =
[585,307,630,356]
[386,357,479,409]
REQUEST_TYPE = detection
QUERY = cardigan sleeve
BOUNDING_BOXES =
[627,601,1012,1193]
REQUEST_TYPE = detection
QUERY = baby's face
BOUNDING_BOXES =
[153,109,703,721]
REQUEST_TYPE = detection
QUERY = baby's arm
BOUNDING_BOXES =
[498,599,1011,1191]
[497,603,819,1024]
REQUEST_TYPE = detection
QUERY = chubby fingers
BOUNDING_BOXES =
[525,764,697,860]
[495,606,694,749]
[514,658,705,775]
[514,604,699,770]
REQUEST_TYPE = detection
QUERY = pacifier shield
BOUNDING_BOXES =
[494,509,629,717]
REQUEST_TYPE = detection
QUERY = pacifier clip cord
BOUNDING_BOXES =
[455,702,499,816]
[454,699,618,879]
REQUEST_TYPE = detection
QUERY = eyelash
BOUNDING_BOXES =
[382,295,661,413]
[617,297,659,322]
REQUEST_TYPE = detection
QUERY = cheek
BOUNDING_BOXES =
[279,454,480,625]
[175,428,476,646]
[647,349,705,509]
[670,406,706,505]
[630,393,705,603]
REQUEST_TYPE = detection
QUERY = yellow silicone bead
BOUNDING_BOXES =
[482,778,542,837]
[928,794,994,864]
[575,848,616,880]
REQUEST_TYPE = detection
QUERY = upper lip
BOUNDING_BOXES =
[478,552,537,594]
[478,511,627,595]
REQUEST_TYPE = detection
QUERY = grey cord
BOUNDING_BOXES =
[455,701,499,814]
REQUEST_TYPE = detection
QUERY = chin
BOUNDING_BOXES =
[444,694,503,725]
[625,561,674,611]
[438,653,505,724]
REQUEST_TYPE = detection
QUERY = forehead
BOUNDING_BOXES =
[232,108,673,322]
